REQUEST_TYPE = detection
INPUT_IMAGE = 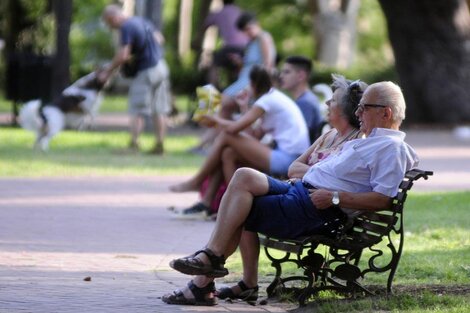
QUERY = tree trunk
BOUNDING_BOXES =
[379,0,470,124]
[51,0,72,99]
[178,0,194,58]
[308,0,359,69]
[135,0,163,29]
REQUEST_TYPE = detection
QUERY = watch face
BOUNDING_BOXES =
[332,192,340,205]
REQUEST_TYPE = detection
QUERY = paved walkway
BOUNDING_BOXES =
[0,176,293,313]
[1,113,469,312]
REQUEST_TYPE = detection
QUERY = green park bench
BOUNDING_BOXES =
[259,168,433,306]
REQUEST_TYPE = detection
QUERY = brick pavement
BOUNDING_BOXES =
[0,177,294,313]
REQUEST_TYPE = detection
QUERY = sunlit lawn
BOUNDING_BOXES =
[0,127,203,176]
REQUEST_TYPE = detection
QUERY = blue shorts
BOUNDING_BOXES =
[269,149,299,177]
[244,176,344,239]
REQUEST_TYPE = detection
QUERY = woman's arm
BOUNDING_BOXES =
[259,33,275,70]
[201,105,265,134]
[288,141,319,179]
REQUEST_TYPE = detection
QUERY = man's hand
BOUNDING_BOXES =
[309,189,334,210]
[97,69,111,84]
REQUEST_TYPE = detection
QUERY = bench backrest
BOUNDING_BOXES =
[332,169,433,250]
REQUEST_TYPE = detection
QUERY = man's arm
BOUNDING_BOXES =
[310,189,392,211]
[98,45,131,82]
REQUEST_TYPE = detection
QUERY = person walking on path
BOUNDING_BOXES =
[99,4,171,154]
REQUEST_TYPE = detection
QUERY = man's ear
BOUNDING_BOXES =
[383,106,392,121]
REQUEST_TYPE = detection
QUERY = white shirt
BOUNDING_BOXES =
[254,88,310,155]
[302,128,419,197]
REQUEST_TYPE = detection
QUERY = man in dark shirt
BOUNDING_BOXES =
[280,56,325,143]
[100,4,171,154]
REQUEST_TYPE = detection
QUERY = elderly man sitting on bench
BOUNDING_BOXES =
[162,81,420,306]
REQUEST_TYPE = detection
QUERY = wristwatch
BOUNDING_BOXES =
[332,191,340,206]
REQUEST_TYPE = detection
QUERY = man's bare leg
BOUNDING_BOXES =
[170,168,269,297]
[151,113,166,154]
[129,115,144,149]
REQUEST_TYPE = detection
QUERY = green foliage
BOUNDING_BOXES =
[69,0,114,80]
[17,13,55,55]
[9,0,56,55]
[19,0,49,22]
[69,24,114,79]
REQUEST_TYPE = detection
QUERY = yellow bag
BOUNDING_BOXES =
[192,84,221,122]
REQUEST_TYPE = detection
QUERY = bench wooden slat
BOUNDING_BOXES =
[353,220,391,235]
[359,212,398,225]
[260,237,303,254]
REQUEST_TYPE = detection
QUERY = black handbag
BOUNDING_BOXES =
[120,22,153,78]
[121,57,139,78]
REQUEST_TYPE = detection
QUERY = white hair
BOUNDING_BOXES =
[370,81,406,125]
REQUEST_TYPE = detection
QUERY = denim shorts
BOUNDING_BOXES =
[244,176,343,239]
[270,149,299,177]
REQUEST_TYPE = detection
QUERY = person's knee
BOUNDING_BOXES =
[216,130,237,146]
[229,168,259,191]
[221,147,236,163]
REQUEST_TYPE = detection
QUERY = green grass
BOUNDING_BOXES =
[0,127,203,176]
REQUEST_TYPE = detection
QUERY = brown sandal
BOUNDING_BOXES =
[162,280,217,306]
[170,248,229,278]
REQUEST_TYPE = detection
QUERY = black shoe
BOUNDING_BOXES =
[170,248,229,278]
[175,202,211,220]
[217,280,258,301]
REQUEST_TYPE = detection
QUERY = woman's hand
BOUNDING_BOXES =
[199,115,218,128]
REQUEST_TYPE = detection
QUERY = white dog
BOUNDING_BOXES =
[19,71,105,151]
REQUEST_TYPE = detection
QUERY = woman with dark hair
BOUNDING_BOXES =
[169,66,309,197]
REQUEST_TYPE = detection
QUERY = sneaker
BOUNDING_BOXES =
[175,202,211,220]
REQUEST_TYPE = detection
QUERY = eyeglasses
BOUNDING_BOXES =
[356,103,388,113]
